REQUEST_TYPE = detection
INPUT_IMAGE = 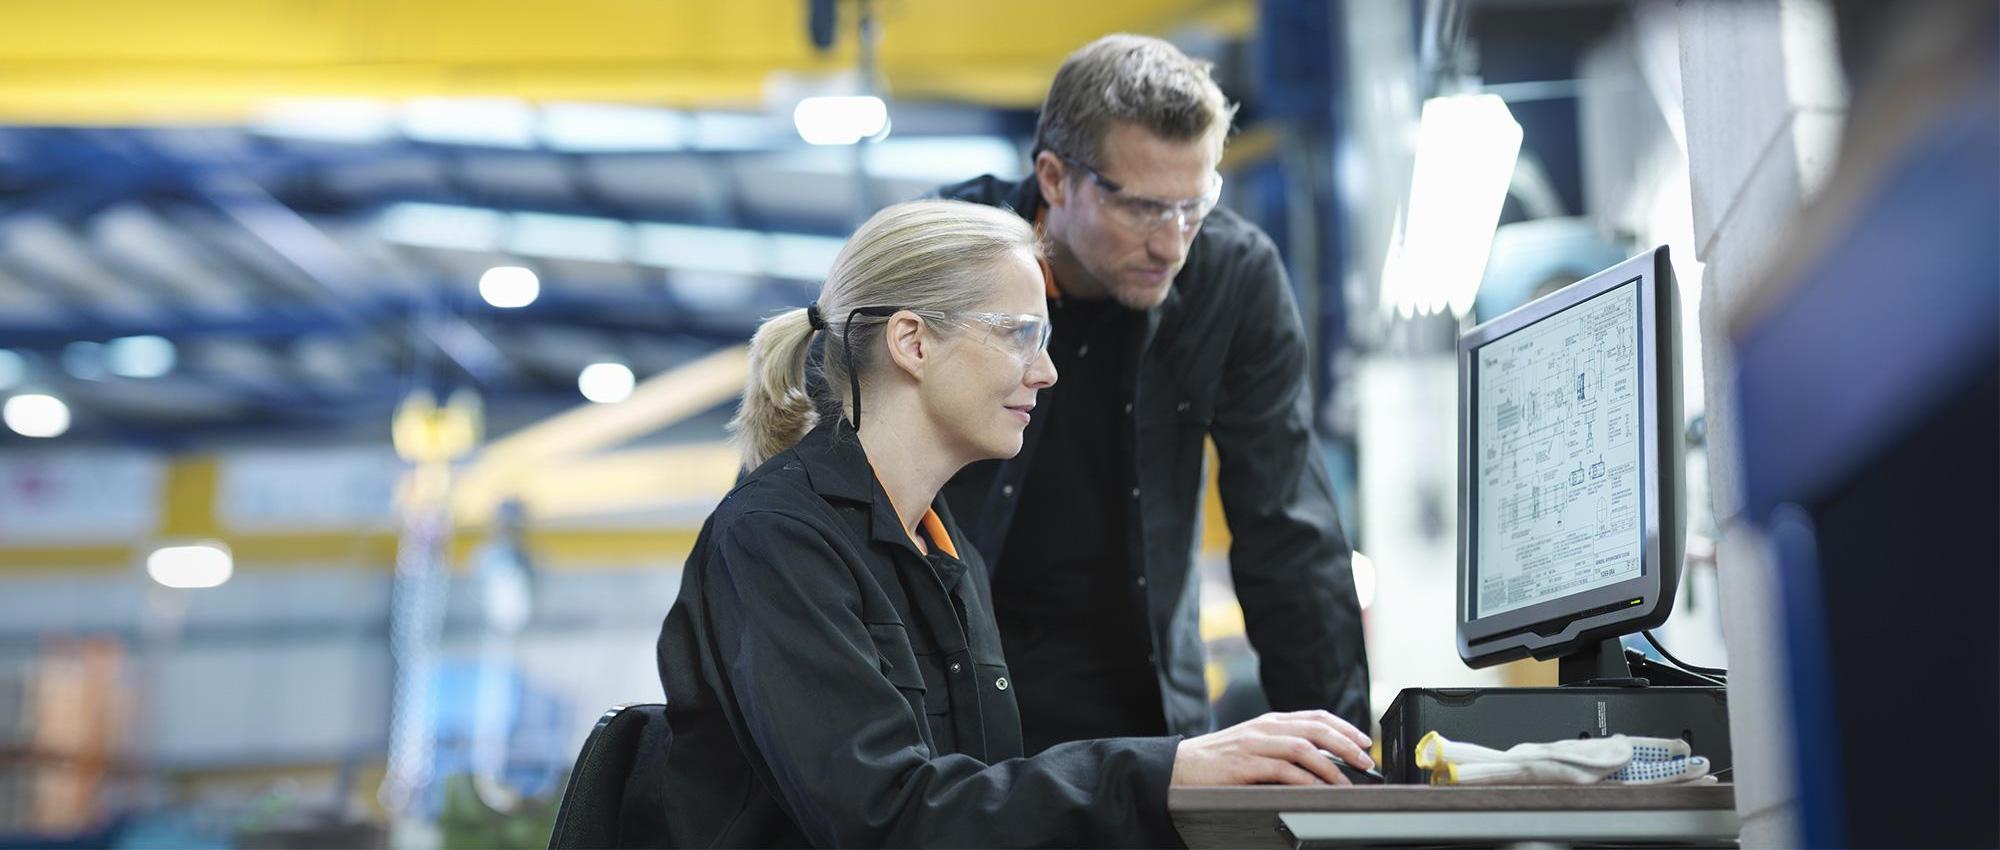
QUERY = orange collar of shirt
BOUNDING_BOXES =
[1033,205,1063,301]
[870,469,960,559]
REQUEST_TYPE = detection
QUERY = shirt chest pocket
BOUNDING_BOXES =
[866,622,949,717]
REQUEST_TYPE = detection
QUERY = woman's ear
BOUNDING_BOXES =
[881,310,930,380]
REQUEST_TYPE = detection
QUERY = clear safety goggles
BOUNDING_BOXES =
[1065,155,1223,236]
[838,307,1051,367]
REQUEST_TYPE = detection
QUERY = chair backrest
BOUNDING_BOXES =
[548,703,669,850]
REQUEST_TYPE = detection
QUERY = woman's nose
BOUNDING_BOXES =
[1025,349,1058,388]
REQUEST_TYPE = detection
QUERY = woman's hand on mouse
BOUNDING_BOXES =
[1170,710,1374,786]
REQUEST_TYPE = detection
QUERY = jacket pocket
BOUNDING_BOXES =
[869,622,942,753]
[867,622,926,693]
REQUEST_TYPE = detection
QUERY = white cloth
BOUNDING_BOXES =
[1415,730,1716,785]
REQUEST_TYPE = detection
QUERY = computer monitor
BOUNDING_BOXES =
[1456,246,1683,683]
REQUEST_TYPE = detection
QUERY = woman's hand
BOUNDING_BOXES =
[1170,710,1374,786]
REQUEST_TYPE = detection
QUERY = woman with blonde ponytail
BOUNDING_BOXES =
[731,305,821,470]
[644,200,1372,848]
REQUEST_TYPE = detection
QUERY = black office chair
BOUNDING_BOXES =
[548,702,670,850]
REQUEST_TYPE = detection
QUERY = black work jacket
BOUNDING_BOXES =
[938,175,1371,735]
[644,420,1183,848]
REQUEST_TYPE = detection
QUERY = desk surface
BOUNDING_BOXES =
[1170,784,1736,849]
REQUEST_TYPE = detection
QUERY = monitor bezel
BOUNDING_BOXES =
[1456,246,1680,667]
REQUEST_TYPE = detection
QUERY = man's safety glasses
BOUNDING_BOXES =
[1062,155,1222,236]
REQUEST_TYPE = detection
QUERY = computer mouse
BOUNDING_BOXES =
[1319,749,1385,784]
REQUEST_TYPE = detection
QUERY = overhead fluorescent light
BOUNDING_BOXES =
[382,201,844,284]
[578,362,636,404]
[771,136,1024,182]
[252,98,399,144]
[378,202,505,252]
[3,393,70,438]
[690,111,781,151]
[863,137,1019,181]
[508,212,630,264]
[767,233,845,281]
[667,271,758,312]
[479,266,540,309]
[401,97,538,148]
[105,335,176,379]
[146,541,234,589]
[1382,93,1523,318]
[0,350,23,392]
[61,341,107,381]
[541,103,690,152]
[793,96,890,146]
[634,223,763,277]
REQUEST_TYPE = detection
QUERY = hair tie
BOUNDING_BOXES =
[805,303,827,331]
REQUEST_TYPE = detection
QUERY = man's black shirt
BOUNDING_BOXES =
[989,294,1165,752]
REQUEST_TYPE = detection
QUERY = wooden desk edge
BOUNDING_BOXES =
[1169,783,1736,812]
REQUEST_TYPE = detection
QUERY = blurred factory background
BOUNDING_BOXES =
[0,1,1990,848]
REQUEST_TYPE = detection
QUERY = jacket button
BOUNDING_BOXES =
[1077,344,1090,358]
[1135,575,1147,588]
[1123,402,1133,415]
[1177,400,1190,412]
[1130,487,1141,500]
[996,676,1010,691]
[949,661,963,674]
[1148,653,1159,666]
[1001,484,1015,497]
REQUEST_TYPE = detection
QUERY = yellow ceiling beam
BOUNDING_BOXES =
[452,345,749,521]
[0,528,704,574]
[0,0,1252,122]
[461,442,742,526]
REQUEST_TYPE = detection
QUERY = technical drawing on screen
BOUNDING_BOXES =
[1474,278,1643,619]
[1455,245,1683,675]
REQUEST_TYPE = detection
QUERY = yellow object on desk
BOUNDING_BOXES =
[1415,730,1716,785]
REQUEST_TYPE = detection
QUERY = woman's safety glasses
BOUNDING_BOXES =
[911,310,1052,367]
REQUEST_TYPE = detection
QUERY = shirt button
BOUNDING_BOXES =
[949,661,962,674]
[1177,400,1191,412]
[1123,402,1133,415]
[1130,487,1141,500]
[1001,484,1015,497]
[996,676,1010,691]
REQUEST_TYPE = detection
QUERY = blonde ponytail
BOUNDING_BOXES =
[728,307,819,469]
[728,199,1041,470]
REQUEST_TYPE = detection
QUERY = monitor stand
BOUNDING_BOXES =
[1559,637,1650,687]
[1560,636,1726,688]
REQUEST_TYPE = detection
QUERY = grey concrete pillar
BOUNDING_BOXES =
[1675,1,1847,845]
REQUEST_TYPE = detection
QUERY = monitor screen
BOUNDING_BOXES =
[1456,246,1681,674]
[1472,277,1644,619]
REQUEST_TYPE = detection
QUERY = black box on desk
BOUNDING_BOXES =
[1378,686,1731,784]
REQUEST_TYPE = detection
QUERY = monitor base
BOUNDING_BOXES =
[1560,637,1650,687]
[1555,636,1725,688]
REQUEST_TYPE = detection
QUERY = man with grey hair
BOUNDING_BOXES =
[941,33,1370,753]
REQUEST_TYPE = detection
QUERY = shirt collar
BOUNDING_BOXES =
[1032,205,1064,302]
[790,418,959,559]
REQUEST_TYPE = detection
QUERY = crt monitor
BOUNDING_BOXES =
[1455,246,1682,682]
